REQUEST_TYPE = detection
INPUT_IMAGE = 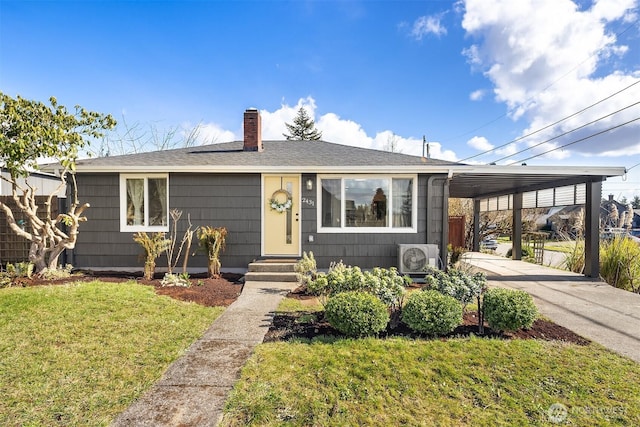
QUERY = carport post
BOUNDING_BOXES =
[585,180,601,278]
[473,199,480,252]
[512,193,523,260]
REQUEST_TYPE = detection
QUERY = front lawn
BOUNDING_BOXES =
[221,298,640,426]
[0,281,223,426]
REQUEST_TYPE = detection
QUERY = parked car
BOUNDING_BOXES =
[481,238,498,250]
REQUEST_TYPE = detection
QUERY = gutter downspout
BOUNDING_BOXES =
[440,169,453,270]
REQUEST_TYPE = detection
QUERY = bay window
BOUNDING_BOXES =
[319,175,416,232]
[120,174,169,232]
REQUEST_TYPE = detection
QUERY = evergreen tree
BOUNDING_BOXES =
[632,195,640,209]
[283,107,322,141]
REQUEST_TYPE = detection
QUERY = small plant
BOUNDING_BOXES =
[39,264,74,280]
[448,245,466,268]
[401,290,463,336]
[198,226,227,278]
[165,209,197,275]
[483,288,538,332]
[564,239,586,274]
[161,272,191,287]
[133,232,171,280]
[294,251,317,288]
[324,291,390,337]
[600,236,640,293]
[6,262,34,279]
[506,246,535,260]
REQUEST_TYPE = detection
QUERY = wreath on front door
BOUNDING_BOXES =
[269,189,292,213]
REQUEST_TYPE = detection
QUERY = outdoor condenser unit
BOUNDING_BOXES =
[397,244,439,274]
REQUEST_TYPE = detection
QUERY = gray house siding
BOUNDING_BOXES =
[72,173,261,271]
[299,173,447,269]
[73,172,447,272]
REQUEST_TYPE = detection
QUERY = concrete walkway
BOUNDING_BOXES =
[111,280,299,427]
[462,252,640,363]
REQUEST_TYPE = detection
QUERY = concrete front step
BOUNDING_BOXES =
[248,262,296,273]
[244,271,299,282]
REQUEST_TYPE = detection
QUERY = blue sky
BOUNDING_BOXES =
[1,0,639,199]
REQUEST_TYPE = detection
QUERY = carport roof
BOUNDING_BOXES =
[448,164,626,199]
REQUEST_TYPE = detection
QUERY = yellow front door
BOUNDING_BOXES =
[263,175,300,256]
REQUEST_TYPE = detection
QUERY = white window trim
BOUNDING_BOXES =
[316,174,418,234]
[119,173,169,232]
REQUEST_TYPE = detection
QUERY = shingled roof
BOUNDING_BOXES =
[74,140,461,173]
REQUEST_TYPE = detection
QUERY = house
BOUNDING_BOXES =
[58,109,626,277]
[63,109,458,272]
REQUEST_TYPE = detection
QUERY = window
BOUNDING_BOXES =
[120,174,168,232]
[319,176,416,232]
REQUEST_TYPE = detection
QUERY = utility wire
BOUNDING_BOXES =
[460,79,640,162]
[489,101,640,164]
[510,116,640,164]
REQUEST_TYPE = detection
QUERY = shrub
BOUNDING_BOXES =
[600,236,640,293]
[133,232,171,280]
[294,251,317,288]
[324,291,390,337]
[198,226,227,278]
[483,288,538,332]
[564,240,585,274]
[6,262,34,279]
[307,262,409,310]
[506,246,534,259]
[161,272,191,287]
[424,267,486,310]
[39,264,74,280]
[402,290,463,336]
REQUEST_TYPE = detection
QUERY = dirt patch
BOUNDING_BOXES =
[10,271,244,308]
[265,287,590,345]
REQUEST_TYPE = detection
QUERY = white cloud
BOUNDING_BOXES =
[190,122,235,145]
[469,89,485,101]
[411,14,447,39]
[461,0,640,161]
[467,136,493,151]
[244,97,460,162]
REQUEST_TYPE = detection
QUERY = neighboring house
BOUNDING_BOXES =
[62,109,458,272]
[49,109,625,276]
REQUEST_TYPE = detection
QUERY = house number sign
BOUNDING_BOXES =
[302,197,315,207]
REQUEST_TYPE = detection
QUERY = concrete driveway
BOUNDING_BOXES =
[462,251,640,363]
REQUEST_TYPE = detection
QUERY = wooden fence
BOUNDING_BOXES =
[0,196,59,265]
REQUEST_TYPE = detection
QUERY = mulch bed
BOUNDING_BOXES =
[264,287,591,345]
[10,271,244,308]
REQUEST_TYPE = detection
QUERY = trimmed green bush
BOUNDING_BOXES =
[483,288,538,332]
[402,290,463,336]
[324,291,390,337]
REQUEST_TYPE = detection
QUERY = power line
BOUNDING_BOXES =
[460,79,640,162]
[489,101,640,164]
[510,116,640,164]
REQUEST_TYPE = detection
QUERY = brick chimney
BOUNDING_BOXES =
[243,108,263,152]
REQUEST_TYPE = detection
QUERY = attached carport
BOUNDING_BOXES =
[445,165,626,278]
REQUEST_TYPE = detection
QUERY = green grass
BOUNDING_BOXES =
[222,338,640,426]
[0,280,224,426]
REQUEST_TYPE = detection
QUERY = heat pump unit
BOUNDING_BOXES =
[398,244,439,274]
